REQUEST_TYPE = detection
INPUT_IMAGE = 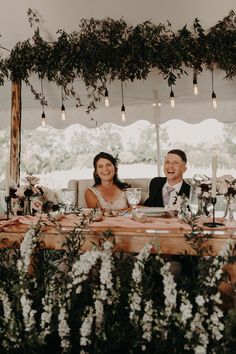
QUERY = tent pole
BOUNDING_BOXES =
[10,79,22,187]
[153,90,161,177]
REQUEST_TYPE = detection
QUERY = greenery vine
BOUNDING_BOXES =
[0,9,235,113]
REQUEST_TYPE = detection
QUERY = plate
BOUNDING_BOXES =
[139,207,167,216]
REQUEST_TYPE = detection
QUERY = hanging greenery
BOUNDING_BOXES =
[0,9,235,111]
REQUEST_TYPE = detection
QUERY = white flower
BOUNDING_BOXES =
[195,295,205,306]
[142,299,154,342]
[180,294,193,325]
[20,294,36,333]
[31,198,43,211]
[80,307,94,347]
[0,288,21,346]
[39,277,56,341]
[94,299,104,329]
[160,262,177,317]
[23,175,40,185]
[18,225,39,273]
[129,243,152,324]
[217,175,236,196]
[194,345,207,354]
[58,304,70,351]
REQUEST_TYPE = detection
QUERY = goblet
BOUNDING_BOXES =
[126,188,142,212]
[60,188,75,212]
[189,185,201,216]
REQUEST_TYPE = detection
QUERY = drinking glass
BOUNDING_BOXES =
[60,188,75,212]
[189,186,201,216]
[126,188,142,211]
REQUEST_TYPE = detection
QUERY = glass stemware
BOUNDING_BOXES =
[126,188,142,212]
[60,188,75,212]
[189,185,203,217]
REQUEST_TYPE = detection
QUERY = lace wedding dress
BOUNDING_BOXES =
[88,187,128,210]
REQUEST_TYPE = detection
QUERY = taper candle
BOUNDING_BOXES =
[211,154,217,198]
[5,162,10,197]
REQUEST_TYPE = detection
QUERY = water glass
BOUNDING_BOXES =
[60,188,75,212]
[126,188,142,211]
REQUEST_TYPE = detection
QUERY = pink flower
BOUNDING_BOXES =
[31,198,43,212]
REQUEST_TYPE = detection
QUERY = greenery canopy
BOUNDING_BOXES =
[0,9,235,111]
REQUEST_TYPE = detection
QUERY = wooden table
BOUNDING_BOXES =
[0,213,236,256]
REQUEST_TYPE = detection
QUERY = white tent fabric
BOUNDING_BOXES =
[0,0,235,129]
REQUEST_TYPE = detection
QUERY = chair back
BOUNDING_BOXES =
[68,178,151,208]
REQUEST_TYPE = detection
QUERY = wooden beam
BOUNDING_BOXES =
[10,79,21,186]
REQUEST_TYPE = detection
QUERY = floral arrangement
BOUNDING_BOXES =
[217,175,236,220]
[171,174,236,219]
[0,216,236,353]
[217,175,236,198]
[11,174,60,215]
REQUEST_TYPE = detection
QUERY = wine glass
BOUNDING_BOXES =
[189,185,201,217]
[60,188,75,212]
[126,188,142,212]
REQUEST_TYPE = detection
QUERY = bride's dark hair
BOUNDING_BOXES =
[93,152,130,190]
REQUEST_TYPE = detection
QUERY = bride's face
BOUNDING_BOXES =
[96,158,115,182]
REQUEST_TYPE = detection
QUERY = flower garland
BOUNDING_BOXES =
[1,9,235,113]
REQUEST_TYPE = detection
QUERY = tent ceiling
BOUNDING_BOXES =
[0,0,235,128]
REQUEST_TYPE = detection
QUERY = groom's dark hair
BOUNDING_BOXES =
[167,149,187,163]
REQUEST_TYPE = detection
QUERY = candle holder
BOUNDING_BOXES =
[203,197,225,228]
[5,196,11,220]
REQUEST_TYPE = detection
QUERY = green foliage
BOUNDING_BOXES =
[0,10,235,112]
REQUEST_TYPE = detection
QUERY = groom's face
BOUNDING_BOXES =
[163,153,187,184]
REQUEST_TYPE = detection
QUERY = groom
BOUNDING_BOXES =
[143,149,190,207]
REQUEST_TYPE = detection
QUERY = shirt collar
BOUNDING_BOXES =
[164,180,183,193]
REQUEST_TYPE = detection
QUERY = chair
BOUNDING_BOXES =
[68,178,151,208]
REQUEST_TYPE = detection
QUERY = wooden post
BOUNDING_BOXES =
[10,79,22,187]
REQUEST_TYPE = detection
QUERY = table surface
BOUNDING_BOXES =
[0,212,236,255]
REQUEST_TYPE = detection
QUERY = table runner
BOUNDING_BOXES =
[0,213,234,232]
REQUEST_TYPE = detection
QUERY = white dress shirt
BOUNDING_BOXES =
[162,180,183,207]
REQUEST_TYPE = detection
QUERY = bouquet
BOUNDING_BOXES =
[11,174,60,215]
[217,174,236,198]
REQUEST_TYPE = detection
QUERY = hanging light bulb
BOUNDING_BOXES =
[193,77,199,95]
[121,81,126,122]
[170,87,175,108]
[61,103,66,120]
[104,88,110,107]
[40,79,46,127]
[121,104,126,122]
[211,69,217,109]
[41,111,46,127]
[61,87,66,120]
[212,91,217,109]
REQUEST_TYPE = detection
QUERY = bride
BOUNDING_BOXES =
[84,152,130,210]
